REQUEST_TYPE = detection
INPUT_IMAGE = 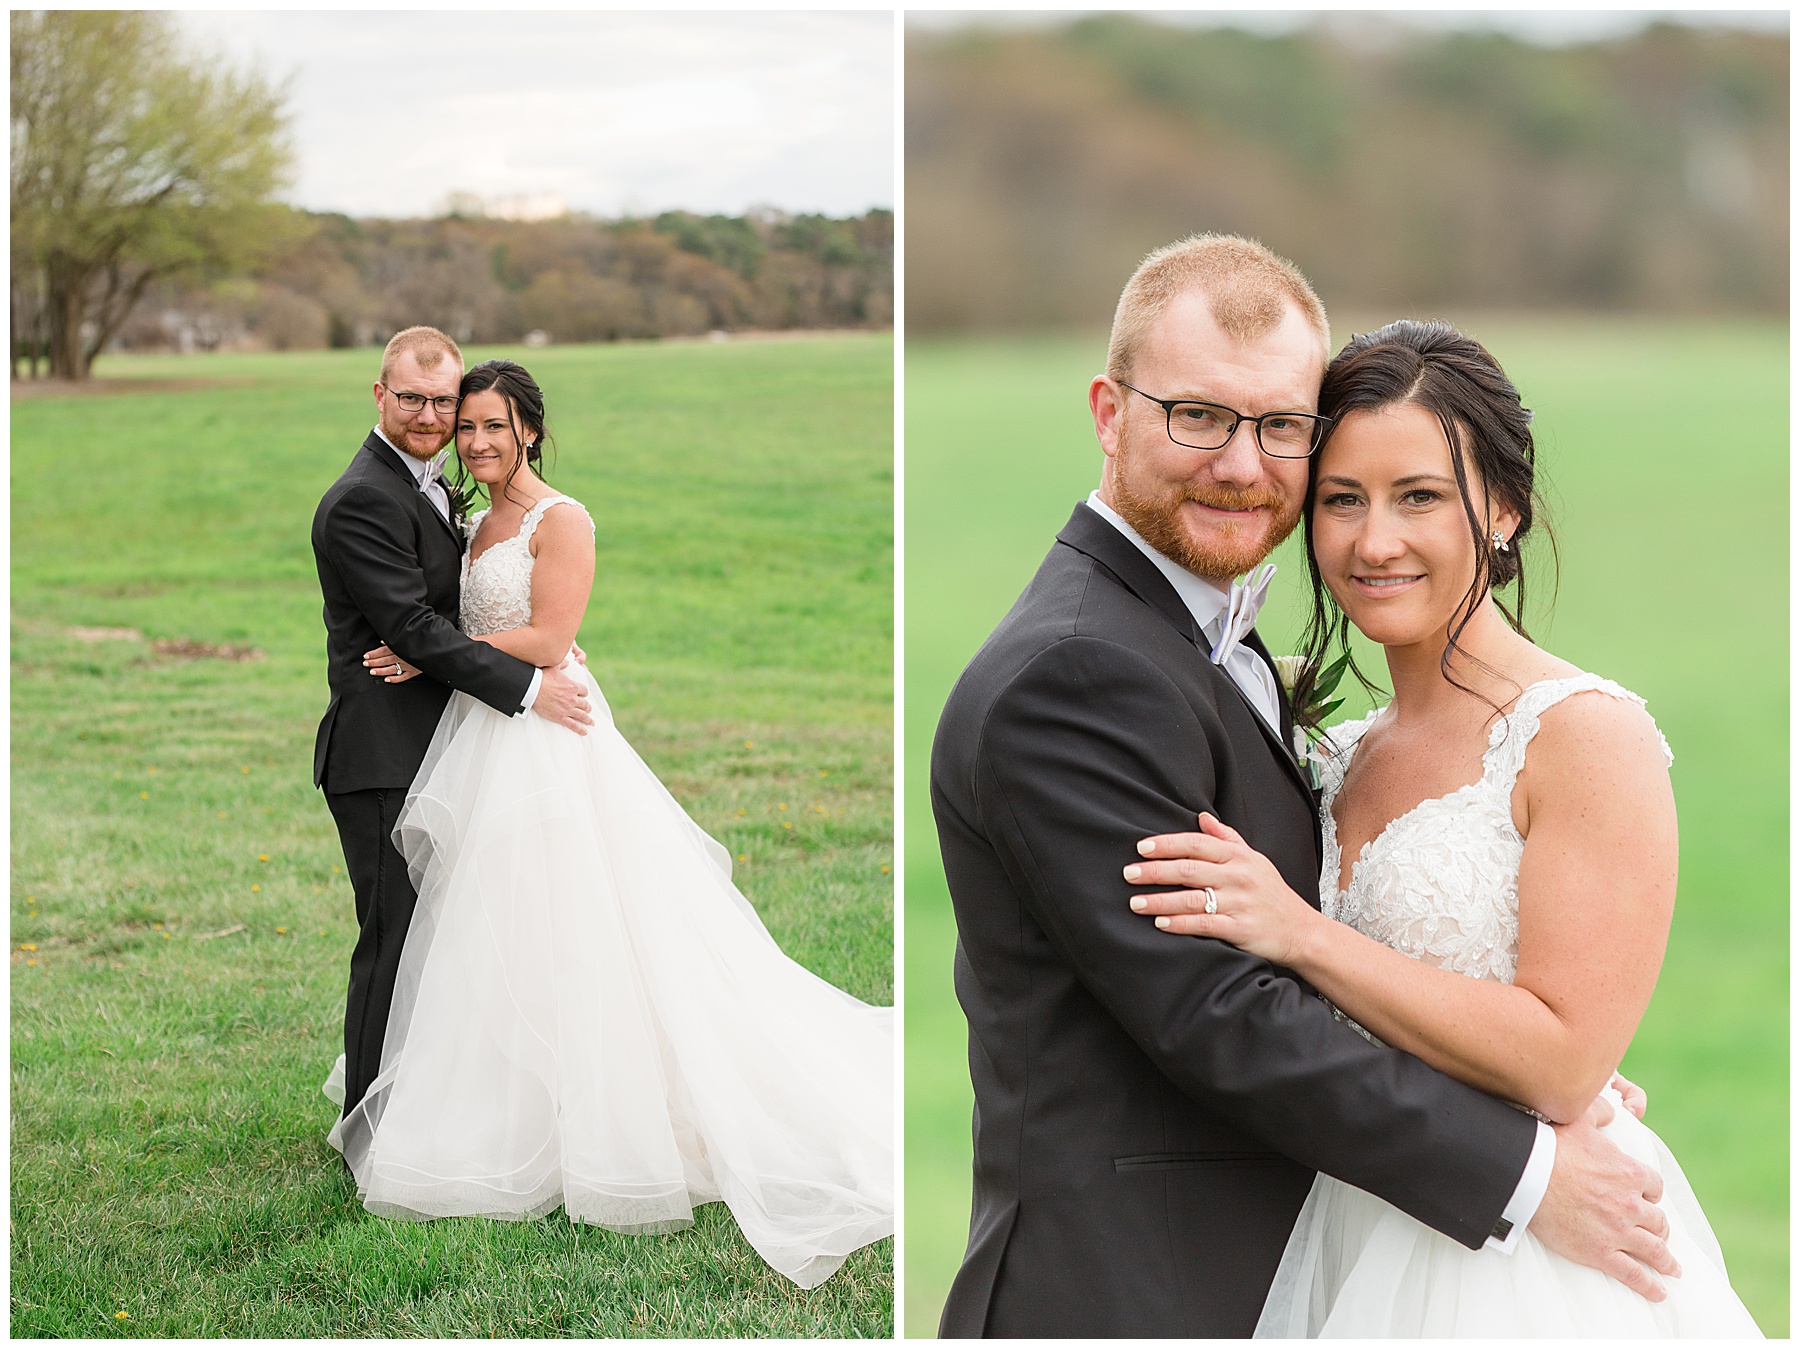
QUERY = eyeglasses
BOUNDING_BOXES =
[1118,381,1330,459]
[388,389,460,416]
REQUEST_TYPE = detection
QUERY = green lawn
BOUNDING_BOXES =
[11,333,894,1337]
[902,320,1787,1336]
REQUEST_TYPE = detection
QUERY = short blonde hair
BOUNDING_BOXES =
[1105,234,1329,381]
[379,325,463,386]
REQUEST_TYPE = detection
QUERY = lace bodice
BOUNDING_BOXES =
[1315,674,1673,995]
[459,494,594,637]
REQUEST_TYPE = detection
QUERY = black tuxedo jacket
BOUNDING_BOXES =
[311,433,536,794]
[930,503,1537,1338]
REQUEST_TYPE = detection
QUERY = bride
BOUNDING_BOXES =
[1125,321,1760,1336]
[323,358,893,1289]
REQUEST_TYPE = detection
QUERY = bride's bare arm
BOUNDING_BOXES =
[1127,695,1676,1124]
[468,504,596,667]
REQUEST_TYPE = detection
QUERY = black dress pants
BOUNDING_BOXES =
[324,786,418,1118]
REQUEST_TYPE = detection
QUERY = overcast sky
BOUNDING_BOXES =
[177,11,894,221]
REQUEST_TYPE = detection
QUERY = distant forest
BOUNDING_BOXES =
[907,17,1786,330]
[116,207,893,354]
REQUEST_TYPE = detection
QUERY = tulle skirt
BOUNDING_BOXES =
[1255,1090,1762,1337]
[324,663,894,1288]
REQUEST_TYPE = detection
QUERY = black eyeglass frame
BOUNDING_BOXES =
[1117,380,1332,459]
[386,388,461,416]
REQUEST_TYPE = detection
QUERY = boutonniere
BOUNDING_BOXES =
[446,477,477,523]
[1273,652,1349,783]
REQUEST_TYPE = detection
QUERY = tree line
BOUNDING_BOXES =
[11,11,891,379]
[906,16,1786,331]
[106,207,893,360]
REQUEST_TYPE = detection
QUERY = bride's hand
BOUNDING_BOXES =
[1125,813,1323,969]
[363,642,421,683]
[1610,1071,1648,1120]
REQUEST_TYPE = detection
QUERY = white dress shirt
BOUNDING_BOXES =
[1081,493,1554,1251]
[374,427,540,714]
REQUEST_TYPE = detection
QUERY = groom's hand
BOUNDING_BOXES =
[531,661,593,735]
[1529,1098,1677,1302]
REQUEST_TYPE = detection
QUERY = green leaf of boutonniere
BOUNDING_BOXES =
[1278,650,1352,742]
[446,478,477,523]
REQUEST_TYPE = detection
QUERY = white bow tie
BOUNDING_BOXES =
[418,453,447,490]
[1209,563,1276,666]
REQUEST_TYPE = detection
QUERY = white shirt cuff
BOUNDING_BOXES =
[1485,1120,1556,1253]
[518,667,543,715]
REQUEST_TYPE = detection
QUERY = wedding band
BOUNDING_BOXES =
[1203,887,1217,916]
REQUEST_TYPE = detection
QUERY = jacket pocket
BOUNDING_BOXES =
[1113,1151,1289,1172]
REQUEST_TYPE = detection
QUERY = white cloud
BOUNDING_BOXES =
[177,11,894,220]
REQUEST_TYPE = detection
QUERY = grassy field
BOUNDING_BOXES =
[11,333,894,1337]
[902,320,1787,1336]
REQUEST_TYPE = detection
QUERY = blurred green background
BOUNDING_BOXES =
[902,318,1786,1335]
[902,11,1787,1335]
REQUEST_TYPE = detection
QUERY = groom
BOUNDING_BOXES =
[931,236,1675,1336]
[311,325,592,1120]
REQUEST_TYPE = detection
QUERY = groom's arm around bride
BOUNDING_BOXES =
[932,524,1672,1335]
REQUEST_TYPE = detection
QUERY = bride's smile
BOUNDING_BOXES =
[1312,400,1518,657]
[456,389,528,485]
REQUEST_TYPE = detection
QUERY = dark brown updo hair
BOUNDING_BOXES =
[1293,319,1555,724]
[456,358,554,509]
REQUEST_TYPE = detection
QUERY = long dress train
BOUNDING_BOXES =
[325,494,893,1289]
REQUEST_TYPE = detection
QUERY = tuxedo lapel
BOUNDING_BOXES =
[362,433,463,551]
[1242,627,1320,813]
[1056,505,1204,649]
[1057,503,1316,807]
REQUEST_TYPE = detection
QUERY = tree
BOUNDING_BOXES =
[11,11,292,378]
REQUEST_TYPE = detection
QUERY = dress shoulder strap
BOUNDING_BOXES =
[1482,673,1673,791]
[519,493,594,543]
[463,507,490,541]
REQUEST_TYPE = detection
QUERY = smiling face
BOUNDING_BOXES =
[455,388,530,487]
[1310,401,1520,652]
[374,349,462,461]
[1092,288,1319,582]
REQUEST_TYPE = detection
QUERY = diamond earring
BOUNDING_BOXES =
[1491,530,1510,553]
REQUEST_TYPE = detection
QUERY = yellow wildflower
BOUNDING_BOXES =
[258,854,269,862]
[251,884,261,893]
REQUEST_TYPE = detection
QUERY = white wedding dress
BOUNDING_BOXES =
[324,493,894,1288]
[1256,674,1762,1337]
